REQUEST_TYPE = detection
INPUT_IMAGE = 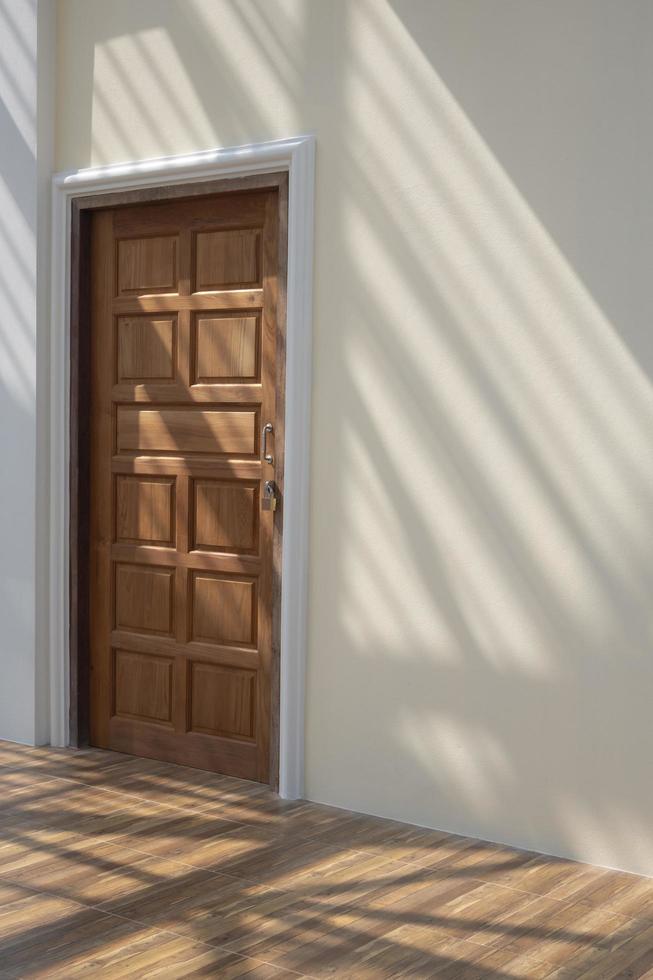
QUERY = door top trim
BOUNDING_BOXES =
[54,136,314,194]
[50,135,315,799]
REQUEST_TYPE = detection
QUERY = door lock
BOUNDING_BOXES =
[262,480,279,512]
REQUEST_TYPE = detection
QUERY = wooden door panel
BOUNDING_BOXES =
[195,228,261,289]
[191,480,259,554]
[190,573,257,647]
[193,314,260,383]
[114,564,175,636]
[115,476,176,545]
[189,663,256,738]
[114,291,263,315]
[115,406,259,456]
[117,236,179,294]
[89,186,282,781]
[114,650,174,725]
[117,316,176,381]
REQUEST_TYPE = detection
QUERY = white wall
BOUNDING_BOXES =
[54,0,653,876]
[0,0,53,744]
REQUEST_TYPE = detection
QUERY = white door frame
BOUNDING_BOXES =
[49,135,315,799]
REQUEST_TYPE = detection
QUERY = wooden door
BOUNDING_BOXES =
[88,185,283,783]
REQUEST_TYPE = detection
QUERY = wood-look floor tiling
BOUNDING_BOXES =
[0,743,652,978]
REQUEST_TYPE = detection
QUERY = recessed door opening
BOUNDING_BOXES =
[69,175,288,787]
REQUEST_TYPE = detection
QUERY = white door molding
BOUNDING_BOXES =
[50,136,315,799]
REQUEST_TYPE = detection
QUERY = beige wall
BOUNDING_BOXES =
[56,0,653,876]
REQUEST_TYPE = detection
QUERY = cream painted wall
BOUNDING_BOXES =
[56,0,653,876]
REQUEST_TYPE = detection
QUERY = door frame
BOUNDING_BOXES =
[50,136,315,798]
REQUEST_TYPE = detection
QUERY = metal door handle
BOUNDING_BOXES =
[262,422,273,464]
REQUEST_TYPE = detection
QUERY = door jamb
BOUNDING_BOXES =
[50,136,315,799]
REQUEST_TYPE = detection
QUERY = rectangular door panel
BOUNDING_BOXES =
[116,407,258,456]
[193,313,260,383]
[117,236,178,295]
[190,572,257,647]
[189,662,256,739]
[117,316,176,381]
[89,184,283,781]
[191,479,259,554]
[113,650,174,725]
[114,563,175,636]
[115,476,176,545]
[194,228,261,289]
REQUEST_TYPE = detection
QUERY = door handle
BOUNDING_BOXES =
[262,422,273,465]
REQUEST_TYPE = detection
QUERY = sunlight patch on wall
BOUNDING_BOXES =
[92,28,217,164]
[0,0,36,149]
[89,2,304,166]
[336,0,653,672]
[0,187,36,406]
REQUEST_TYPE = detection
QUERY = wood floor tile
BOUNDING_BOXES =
[0,909,149,978]
[108,809,247,863]
[0,901,298,979]
[95,761,271,813]
[106,940,302,979]
[547,922,653,978]
[0,888,102,954]
[220,835,416,894]
[464,942,557,980]
[0,831,216,908]
[312,819,537,887]
[205,796,357,839]
[108,872,324,952]
[0,781,182,843]
[487,898,639,974]
[351,881,526,962]
[0,745,139,782]
[0,743,53,769]
[307,811,451,851]
[585,874,653,920]
[0,769,62,794]
[218,875,488,975]
[110,816,287,873]
[112,819,348,885]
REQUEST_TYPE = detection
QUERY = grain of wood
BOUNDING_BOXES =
[1,743,653,978]
[88,185,284,782]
